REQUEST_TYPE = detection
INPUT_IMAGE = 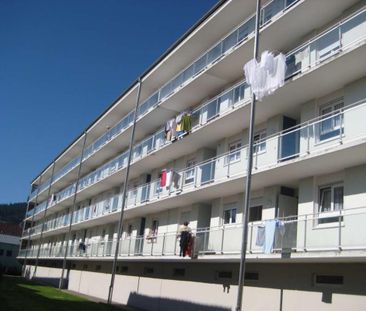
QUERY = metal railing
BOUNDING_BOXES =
[29,0,301,201]
[25,98,366,237]
[19,206,366,259]
[28,5,366,219]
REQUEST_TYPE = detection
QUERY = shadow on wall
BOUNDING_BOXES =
[23,266,70,288]
[127,292,230,311]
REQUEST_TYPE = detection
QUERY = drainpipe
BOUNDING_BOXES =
[33,161,56,277]
[59,131,88,289]
[107,78,142,304]
[23,174,43,278]
[235,0,261,310]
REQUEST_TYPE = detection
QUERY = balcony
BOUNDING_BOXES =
[19,206,366,262]
[24,99,366,239]
[29,0,311,203]
[26,4,366,224]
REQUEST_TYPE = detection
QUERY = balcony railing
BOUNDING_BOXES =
[25,98,366,238]
[29,0,301,201]
[19,206,366,260]
[28,5,366,219]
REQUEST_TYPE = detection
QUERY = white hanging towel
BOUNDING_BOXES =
[243,50,286,101]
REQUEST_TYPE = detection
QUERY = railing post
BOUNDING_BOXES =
[203,229,208,254]
[174,232,178,256]
[303,215,308,252]
[220,226,225,254]
[128,237,132,256]
[227,157,230,178]
[338,211,342,251]
[339,111,343,145]
[249,223,253,254]
[194,166,199,188]
[151,237,154,256]
[162,233,166,256]
[306,123,311,154]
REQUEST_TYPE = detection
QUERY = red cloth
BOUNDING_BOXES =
[160,170,167,187]
[185,236,194,257]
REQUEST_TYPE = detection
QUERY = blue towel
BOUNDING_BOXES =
[264,220,276,254]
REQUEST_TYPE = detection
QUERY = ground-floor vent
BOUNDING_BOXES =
[314,275,344,286]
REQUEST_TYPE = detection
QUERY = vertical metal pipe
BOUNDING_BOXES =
[235,0,261,310]
[20,197,31,274]
[58,131,88,289]
[33,161,56,277]
[23,174,43,277]
[107,78,142,304]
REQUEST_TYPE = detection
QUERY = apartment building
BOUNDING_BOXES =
[18,0,366,310]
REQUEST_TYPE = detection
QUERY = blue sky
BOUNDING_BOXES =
[0,0,218,203]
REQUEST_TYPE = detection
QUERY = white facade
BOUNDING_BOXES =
[19,1,366,310]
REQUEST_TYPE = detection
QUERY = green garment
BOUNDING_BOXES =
[181,114,192,132]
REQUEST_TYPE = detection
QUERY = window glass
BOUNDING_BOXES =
[223,204,237,224]
[318,183,344,224]
[319,187,332,212]
[253,130,266,153]
[227,140,242,164]
[185,159,196,184]
[249,206,263,222]
[319,99,344,141]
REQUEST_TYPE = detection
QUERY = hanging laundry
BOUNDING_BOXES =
[176,113,184,134]
[243,50,287,101]
[166,170,173,189]
[172,171,181,189]
[263,219,276,254]
[256,225,265,247]
[160,170,167,187]
[165,118,176,141]
[276,220,286,237]
[182,114,192,132]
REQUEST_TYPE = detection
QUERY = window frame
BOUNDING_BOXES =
[184,158,196,185]
[318,99,344,143]
[253,129,267,154]
[226,140,242,165]
[317,182,344,225]
[223,203,238,225]
[249,205,263,222]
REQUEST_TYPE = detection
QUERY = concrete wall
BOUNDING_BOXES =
[25,262,366,311]
[297,164,366,250]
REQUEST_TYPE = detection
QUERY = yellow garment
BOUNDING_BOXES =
[176,123,183,131]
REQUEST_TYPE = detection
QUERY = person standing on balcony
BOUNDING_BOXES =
[178,221,191,257]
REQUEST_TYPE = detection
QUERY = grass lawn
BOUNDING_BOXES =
[0,275,122,311]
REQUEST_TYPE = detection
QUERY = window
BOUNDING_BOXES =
[223,204,237,224]
[319,99,344,141]
[126,224,133,237]
[0,249,3,256]
[249,206,262,222]
[253,130,266,153]
[318,183,343,224]
[149,220,159,237]
[217,271,232,280]
[184,159,196,184]
[6,250,12,257]
[226,140,242,164]
[245,272,259,280]
[314,274,343,286]
[143,267,154,275]
[173,268,186,277]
